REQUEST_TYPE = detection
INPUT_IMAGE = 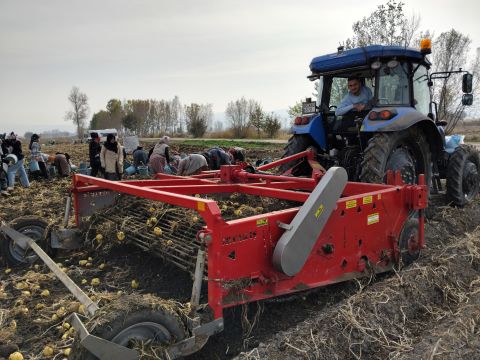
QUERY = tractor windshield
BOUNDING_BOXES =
[376,63,410,106]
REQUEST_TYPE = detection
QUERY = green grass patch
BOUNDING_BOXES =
[144,138,284,149]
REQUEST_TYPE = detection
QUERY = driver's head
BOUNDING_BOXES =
[347,77,362,96]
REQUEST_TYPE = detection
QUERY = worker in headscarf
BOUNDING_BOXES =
[29,133,49,180]
[203,147,231,170]
[148,136,170,174]
[100,134,124,180]
[177,154,209,176]
[228,147,246,163]
[1,132,30,190]
[88,132,102,177]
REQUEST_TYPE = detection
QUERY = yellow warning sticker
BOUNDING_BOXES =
[377,194,382,200]
[363,195,373,205]
[256,218,268,227]
[197,202,205,212]
[367,213,380,225]
[346,199,357,209]
[314,204,324,218]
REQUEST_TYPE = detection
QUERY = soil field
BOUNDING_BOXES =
[0,142,479,360]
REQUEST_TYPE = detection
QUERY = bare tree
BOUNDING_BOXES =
[248,100,264,138]
[345,0,421,48]
[65,86,89,138]
[432,29,473,133]
[185,103,212,138]
[226,97,250,138]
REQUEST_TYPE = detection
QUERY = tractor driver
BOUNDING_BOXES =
[335,77,374,116]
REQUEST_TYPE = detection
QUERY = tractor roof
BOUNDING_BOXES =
[310,45,425,75]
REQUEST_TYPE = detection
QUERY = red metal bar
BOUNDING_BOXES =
[256,149,314,171]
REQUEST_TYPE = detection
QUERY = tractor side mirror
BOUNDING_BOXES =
[462,73,473,93]
[462,93,473,106]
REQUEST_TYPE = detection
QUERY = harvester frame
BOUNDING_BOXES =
[1,150,427,359]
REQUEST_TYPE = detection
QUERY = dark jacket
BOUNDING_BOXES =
[89,141,102,168]
[2,139,24,161]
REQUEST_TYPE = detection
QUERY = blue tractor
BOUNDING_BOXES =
[281,41,480,206]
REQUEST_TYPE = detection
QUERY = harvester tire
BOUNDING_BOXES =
[279,135,315,176]
[398,217,421,266]
[0,216,51,267]
[360,128,431,187]
[72,299,187,360]
[446,144,480,207]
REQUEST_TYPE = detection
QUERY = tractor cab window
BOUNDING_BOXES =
[329,77,348,109]
[328,77,374,110]
[413,65,430,115]
[377,63,410,106]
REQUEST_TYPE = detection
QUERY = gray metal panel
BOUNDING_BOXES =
[76,190,119,222]
[272,167,347,276]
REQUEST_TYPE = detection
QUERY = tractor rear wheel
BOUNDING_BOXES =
[446,144,480,207]
[278,135,315,176]
[360,128,431,187]
[71,295,187,360]
[0,216,51,267]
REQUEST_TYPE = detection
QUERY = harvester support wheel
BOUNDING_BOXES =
[446,144,480,207]
[279,135,315,176]
[0,216,52,267]
[71,296,187,360]
[360,128,431,187]
[398,217,421,267]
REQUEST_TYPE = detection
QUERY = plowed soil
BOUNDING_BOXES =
[0,143,479,360]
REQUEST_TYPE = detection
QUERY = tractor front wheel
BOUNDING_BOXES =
[360,128,431,186]
[446,144,480,207]
[279,135,315,176]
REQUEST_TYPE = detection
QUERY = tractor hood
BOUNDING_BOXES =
[310,45,424,75]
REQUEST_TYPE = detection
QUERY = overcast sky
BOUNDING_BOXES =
[1,0,479,135]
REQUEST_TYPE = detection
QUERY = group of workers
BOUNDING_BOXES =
[88,133,247,179]
[0,132,73,195]
[0,131,248,195]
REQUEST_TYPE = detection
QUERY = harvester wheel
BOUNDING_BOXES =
[398,217,421,266]
[279,135,315,176]
[360,128,431,187]
[446,144,480,207]
[72,296,187,360]
[0,216,51,267]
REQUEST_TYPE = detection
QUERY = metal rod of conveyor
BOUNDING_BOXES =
[190,249,206,311]
[0,223,99,316]
[62,196,72,227]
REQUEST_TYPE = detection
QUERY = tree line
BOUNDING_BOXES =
[66,90,282,139]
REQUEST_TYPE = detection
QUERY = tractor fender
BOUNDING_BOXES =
[362,107,443,157]
[291,113,327,151]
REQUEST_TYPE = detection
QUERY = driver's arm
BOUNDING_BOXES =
[335,95,354,116]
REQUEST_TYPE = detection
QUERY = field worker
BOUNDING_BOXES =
[88,132,102,177]
[335,77,374,116]
[100,134,124,180]
[29,134,49,180]
[203,147,231,170]
[0,135,9,195]
[49,153,71,177]
[228,147,246,163]
[1,132,30,190]
[132,146,148,167]
[149,136,170,174]
[177,154,209,176]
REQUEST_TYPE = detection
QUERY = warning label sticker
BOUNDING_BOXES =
[346,200,357,209]
[256,218,268,227]
[315,204,324,218]
[363,195,373,205]
[367,213,380,225]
